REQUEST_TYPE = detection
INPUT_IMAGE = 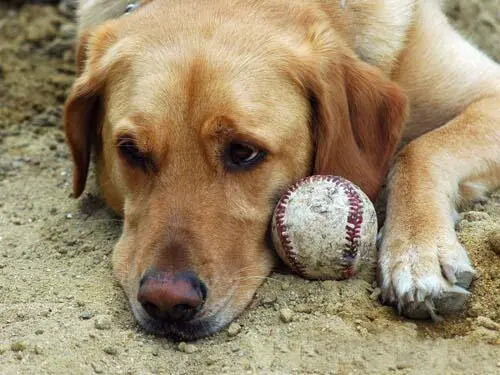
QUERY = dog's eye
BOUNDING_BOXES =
[224,142,266,170]
[117,136,155,172]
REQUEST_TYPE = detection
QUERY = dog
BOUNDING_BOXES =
[64,0,500,338]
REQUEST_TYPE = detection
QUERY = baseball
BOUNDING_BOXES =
[271,175,378,280]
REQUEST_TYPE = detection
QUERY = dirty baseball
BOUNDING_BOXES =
[271,175,378,280]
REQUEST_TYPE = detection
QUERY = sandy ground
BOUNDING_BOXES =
[0,1,499,374]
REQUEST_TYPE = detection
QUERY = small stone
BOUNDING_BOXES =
[461,211,490,222]
[79,311,94,320]
[91,362,104,374]
[396,362,411,370]
[59,0,77,17]
[81,244,95,253]
[103,346,118,355]
[280,282,290,291]
[276,343,290,353]
[59,24,77,39]
[11,342,26,352]
[294,304,312,313]
[44,38,74,58]
[261,294,277,307]
[57,247,68,254]
[304,347,317,357]
[369,287,382,301]
[206,355,218,365]
[280,308,294,323]
[488,230,500,256]
[34,344,43,355]
[227,322,241,337]
[457,219,471,231]
[177,342,198,354]
[242,358,252,370]
[66,213,73,219]
[94,315,112,330]
[476,316,500,331]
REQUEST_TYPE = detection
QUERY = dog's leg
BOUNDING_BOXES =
[378,95,500,319]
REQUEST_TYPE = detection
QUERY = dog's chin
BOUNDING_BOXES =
[130,300,236,340]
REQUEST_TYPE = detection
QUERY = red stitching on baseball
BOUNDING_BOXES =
[274,175,364,279]
[274,187,308,277]
[335,177,363,276]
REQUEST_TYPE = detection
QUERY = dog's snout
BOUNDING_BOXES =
[138,270,207,322]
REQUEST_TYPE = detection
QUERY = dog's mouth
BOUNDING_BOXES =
[130,290,236,340]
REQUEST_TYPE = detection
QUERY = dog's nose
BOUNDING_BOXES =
[138,270,207,322]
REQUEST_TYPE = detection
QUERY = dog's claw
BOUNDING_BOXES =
[401,284,470,320]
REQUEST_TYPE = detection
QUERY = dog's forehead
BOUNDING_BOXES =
[117,45,307,139]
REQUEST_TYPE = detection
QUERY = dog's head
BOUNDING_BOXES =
[64,1,407,339]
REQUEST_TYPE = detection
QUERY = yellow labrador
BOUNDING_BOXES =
[65,0,500,338]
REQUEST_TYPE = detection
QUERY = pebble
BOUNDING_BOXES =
[59,0,77,18]
[10,342,26,352]
[261,294,277,307]
[280,308,294,323]
[276,343,290,353]
[34,329,45,335]
[79,311,94,320]
[369,287,382,301]
[44,38,74,58]
[34,344,43,355]
[206,355,218,365]
[476,316,500,331]
[280,282,290,291]
[227,322,241,337]
[94,315,112,330]
[103,346,118,355]
[461,211,490,222]
[396,362,412,370]
[81,244,96,253]
[488,230,500,256]
[59,23,77,39]
[91,362,104,374]
[294,303,312,313]
[177,342,198,354]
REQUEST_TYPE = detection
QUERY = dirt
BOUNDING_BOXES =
[0,1,499,374]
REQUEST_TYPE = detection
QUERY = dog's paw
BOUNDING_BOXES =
[378,231,476,320]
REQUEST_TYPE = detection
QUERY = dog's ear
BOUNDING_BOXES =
[297,33,408,200]
[63,26,117,197]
